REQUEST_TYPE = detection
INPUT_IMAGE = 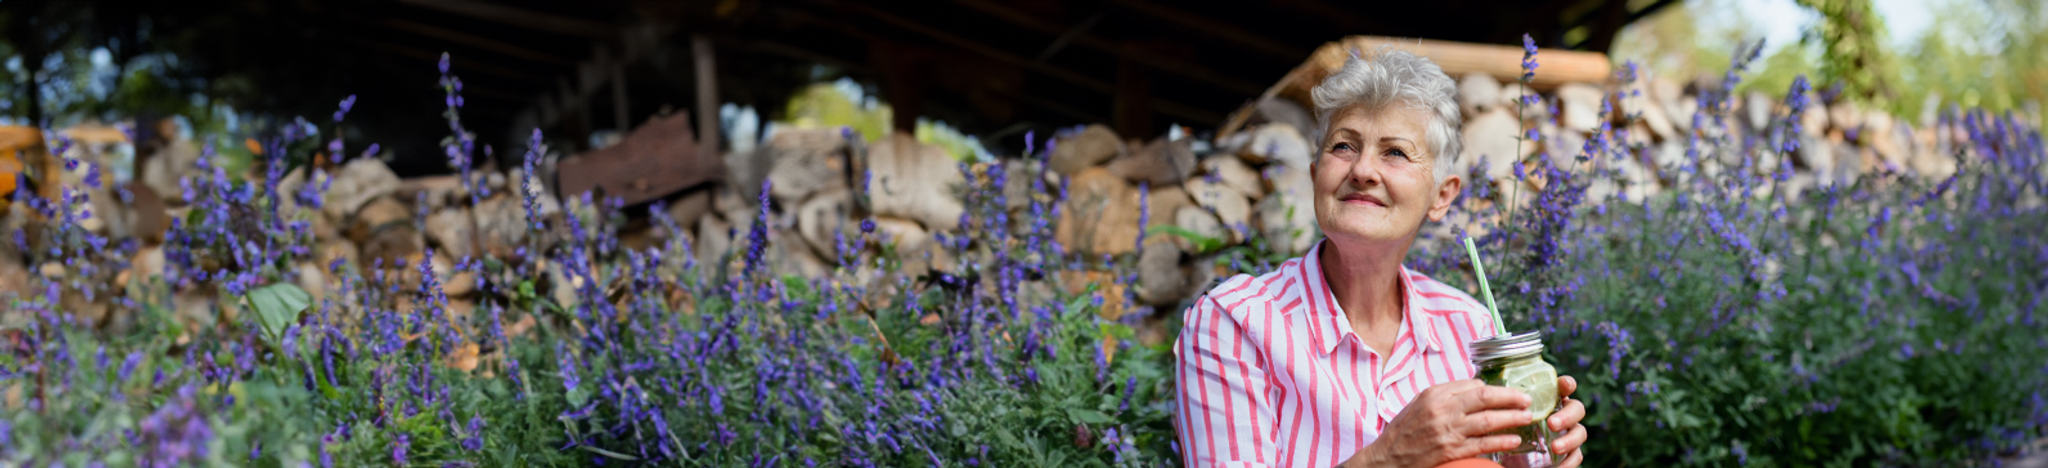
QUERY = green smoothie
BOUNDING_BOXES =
[1470,331,1559,468]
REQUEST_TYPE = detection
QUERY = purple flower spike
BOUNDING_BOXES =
[392,433,410,465]
[1520,34,1540,82]
[334,94,357,122]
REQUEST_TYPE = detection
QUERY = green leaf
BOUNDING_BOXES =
[1147,224,1226,254]
[1100,323,1135,340]
[1063,295,1093,320]
[245,282,311,343]
[1065,408,1115,425]
[578,445,640,461]
[567,386,590,407]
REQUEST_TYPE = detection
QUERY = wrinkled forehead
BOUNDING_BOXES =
[1319,104,1433,145]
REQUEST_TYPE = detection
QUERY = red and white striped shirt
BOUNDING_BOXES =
[1174,240,1499,468]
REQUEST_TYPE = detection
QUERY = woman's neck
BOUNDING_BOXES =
[1317,240,1407,354]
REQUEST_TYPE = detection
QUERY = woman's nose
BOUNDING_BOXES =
[1348,155,1382,188]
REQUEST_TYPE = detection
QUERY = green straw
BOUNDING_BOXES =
[1463,237,1507,336]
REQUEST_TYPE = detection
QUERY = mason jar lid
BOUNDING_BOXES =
[1469,330,1545,365]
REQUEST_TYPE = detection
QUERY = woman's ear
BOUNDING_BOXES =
[1427,173,1462,222]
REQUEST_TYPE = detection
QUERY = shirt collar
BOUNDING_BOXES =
[1302,239,1443,356]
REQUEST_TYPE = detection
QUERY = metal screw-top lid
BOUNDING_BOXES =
[1468,330,1545,366]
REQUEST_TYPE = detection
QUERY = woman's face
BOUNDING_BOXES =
[1311,105,1462,250]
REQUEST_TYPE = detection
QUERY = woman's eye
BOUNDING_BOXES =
[1333,143,1355,152]
[1386,148,1407,159]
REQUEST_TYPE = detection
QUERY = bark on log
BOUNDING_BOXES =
[1220,36,1612,139]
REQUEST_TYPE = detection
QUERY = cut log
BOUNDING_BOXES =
[1219,36,1612,139]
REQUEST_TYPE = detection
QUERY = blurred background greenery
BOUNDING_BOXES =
[1615,0,2046,121]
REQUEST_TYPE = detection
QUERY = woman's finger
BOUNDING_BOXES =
[1462,409,1535,436]
[1463,434,1525,458]
[1548,397,1585,432]
[1556,375,1578,397]
[1555,445,1585,468]
[1460,383,1533,413]
[1550,423,1587,455]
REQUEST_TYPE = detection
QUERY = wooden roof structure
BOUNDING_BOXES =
[7,0,1677,173]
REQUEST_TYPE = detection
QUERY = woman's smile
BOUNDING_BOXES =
[1339,192,1388,208]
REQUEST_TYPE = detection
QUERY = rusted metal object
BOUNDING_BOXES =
[555,112,724,206]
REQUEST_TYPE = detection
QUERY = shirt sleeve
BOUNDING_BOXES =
[1175,294,1278,468]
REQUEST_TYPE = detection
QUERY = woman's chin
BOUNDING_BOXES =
[1321,220,1412,246]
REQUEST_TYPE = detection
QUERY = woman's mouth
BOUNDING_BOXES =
[1340,193,1387,207]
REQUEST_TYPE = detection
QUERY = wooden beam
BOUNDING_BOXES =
[1263,0,1389,34]
[398,0,614,38]
[818,5,1223,125]
[1112,0,1307,62]
[1002,89,1107,123]
[380,18,577,66]
[345,37,547,84]
[950,0,1263,95]
[736,39,873,73]
[463,85,531,103]
[1033,10,1103,62]
[712,34,1116,124]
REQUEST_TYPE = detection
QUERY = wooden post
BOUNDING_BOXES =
[693,35,720,159]
[1114,54,1152,138]
[612,61,629,132]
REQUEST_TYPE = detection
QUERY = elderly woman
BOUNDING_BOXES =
[1173,50,1588,468]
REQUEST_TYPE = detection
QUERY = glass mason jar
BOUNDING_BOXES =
[1469,331,1559,468]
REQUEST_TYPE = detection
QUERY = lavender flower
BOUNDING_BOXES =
[462,414,485,451]
[334,94,357,122]
[1781,76,1812,153]
[1520,34,1540,83]
[393,433,410,465]
[738,180,773,281]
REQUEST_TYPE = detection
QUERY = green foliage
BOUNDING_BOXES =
[1620,0,2045,130]
[1409,53,2048,465]
[1797,0,1898,105]
[243,282,309,344]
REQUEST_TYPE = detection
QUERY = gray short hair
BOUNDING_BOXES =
[1309,49,1463,183]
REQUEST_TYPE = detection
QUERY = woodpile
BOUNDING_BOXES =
[3,37,2039,315]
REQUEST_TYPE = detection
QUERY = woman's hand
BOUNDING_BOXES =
[1547,375,1588,468]
[1342,379,1532,468]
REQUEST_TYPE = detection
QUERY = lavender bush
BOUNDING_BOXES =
[1408,39,2048,466]
[1,41,2044,467]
